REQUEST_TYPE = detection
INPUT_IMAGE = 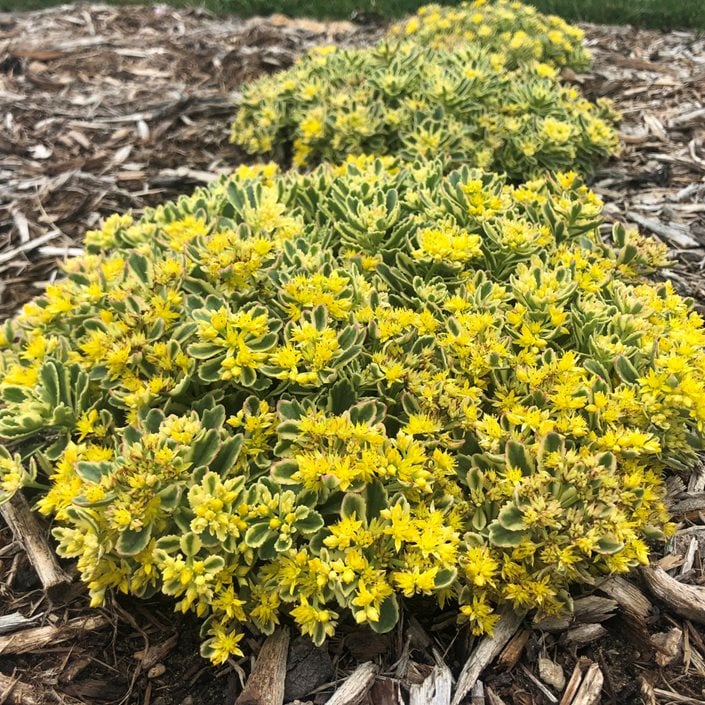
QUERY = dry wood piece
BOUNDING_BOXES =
[0,614,109,654]
[561,624,608,647]
[0,672,85,705]
[451,609,525,705]
[535,596,618,633]
[559,660,603,705]
[236,627,290,705]
[641,567,705,625]
[669,493,705,516]
[496,629,530,670]
[626,211,700,249]
[0,493,71,599]
[134,633,179,671]
[572,596,618,624]
[597,576,652,621]
[409,659,453,705]
[0,612,40,636]
[470,681,485,705]
[370,678,403,705]
[325,662,378,705]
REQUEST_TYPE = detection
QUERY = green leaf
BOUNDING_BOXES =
[294,510,324,535]
[594,535,624,555]
[274,534,293,553]
[369,594,399,634]
[505,441,533,475]
[488,521,524,548]
[540,433,564,457]
[127,252,150,284]
[471,506,487,531]
[245,522,272,548]
[328,378,357,415]
[116,526,152,556]
[341,493,365,520]
[210,435,244,476]
[75,461,112,483]
[190,429,220,469]
[201,405,226,431]
[349,400,384,426]
[434,568,457,590]
[157,485,182,512]
[180,532,202,557]
[363,481,387,521]
[614,355,639,384]
[271,459,299,484]
[497,504,525,531]
[203,555,225,573]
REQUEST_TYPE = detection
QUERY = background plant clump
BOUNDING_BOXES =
[387,0,592,70]
[230,4,619,178]
[0,155,703,664]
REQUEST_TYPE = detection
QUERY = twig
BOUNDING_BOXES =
[642,567,705,625]
[0,615,109,654]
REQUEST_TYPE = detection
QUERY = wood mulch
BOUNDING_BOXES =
[0,5,704,705]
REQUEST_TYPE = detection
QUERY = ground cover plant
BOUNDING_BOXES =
[0,156,703,666]
[230,41,619,177]
[387,0,592,70]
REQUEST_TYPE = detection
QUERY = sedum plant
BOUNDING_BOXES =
[0,157,702,665]
[388,0,592,72]
[230,42,618,178]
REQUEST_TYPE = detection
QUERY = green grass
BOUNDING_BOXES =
[3,0,705,31]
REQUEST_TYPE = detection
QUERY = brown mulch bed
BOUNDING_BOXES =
[0,5,704,705]
[0,3,382,316]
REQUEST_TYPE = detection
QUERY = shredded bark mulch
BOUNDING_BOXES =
[0,5,703,705]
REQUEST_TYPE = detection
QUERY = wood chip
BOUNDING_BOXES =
[236,627,290,705]
[451,609,526,705]
[409,659,453,705]
[561,624,608,647]
[324,662,378,705]
[0,492,71,599]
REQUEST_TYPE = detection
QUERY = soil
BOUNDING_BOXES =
[0,5,703,705]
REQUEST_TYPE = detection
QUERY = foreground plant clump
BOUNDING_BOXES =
[231,41,618,177]
[388,0,592,71]
[0,158,702,664]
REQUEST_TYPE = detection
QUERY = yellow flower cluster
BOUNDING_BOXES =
[0,158,699,666]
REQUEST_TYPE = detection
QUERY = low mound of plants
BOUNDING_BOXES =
[0,157,701,664]
[230,43,619,177]
[387,0,592,71]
